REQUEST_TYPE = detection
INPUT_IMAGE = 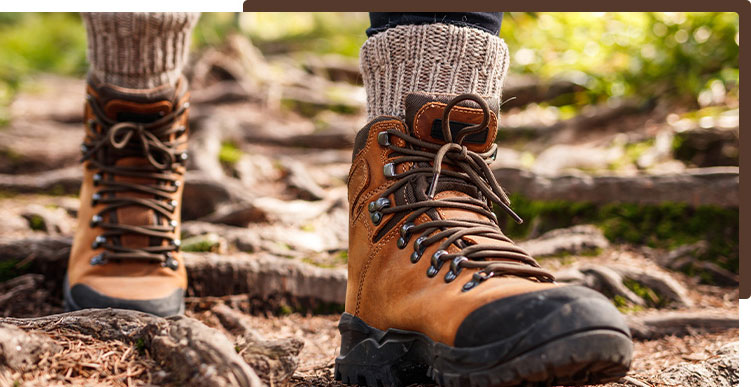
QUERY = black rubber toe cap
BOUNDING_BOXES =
[454,285,630,348]
[66,282,185,317]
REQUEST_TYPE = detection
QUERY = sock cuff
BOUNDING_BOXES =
[82,12,200,89]
[359,23,510,120]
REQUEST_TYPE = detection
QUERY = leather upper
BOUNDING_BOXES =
[346,93,560,346]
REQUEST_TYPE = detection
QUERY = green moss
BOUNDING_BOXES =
[218,141,243,166]
[0,259,30,282]
[181,233,225,253]
[499,195,739,277]
[277,304,293,316]
[623,278,666,307]
[26,214,45,231]
[134,337,146,354]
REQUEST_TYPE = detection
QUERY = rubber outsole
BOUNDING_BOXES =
[63,274,185,317]
[334,313,632,387]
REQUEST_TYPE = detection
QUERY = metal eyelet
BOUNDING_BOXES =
[490,148,498,161]
[80,144,89,154]
[368,198,391,213]
[92,173,102,186]
[91,193,102,205]
[173,180,182,188]
[179,152,189,162]
[169,219,178,229]
[462,271,495,292]
[89,254,105,266]
[90,214,103,227]
[377,131,390,146]
[427,250,448,278]
[91,235,106,249]
[396,237,408,249]
[163,253,179,271]
[444,256,468,283]
[410,236,427,263]
[399,222,415,238]
[169,200,178,210]
[383,163,396,178]
[171,239,182,247]
[370,212,382,225]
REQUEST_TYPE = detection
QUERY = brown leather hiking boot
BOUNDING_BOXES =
[65,77,191,317]
[336,93,632,386]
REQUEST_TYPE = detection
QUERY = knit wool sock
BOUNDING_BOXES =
[359,23,510,120]
[82,12,200,89]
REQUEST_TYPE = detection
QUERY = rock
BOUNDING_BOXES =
[658,342,738,386]
[9,75,84,124]
[0,324,60,371]
[494,166,739,207]
[627,311,738,340]
[185,252,347,304]
[0,274,61,318]
[531,144,624,175]
[519,224,609,257]
[502,75,585,110]
[199,202,269,227]
[611,265,694,308]
[576,265,646,306]
[673,124,739,167]
[20,204,73,234]
[0,166,81,195]
[555,262,693,308]
[281,158,327,201]
[182,172,257,220]
[636,129,674,169]
[211,304,303,384]
[0,309,263,386]
[182,233,229,254]
[660,242,739,286]
[0,235,348,305]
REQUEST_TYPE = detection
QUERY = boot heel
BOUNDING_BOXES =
[334,313,431,387]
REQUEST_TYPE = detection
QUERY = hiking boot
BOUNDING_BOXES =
[336,92,632,386]
[65,76,191,317]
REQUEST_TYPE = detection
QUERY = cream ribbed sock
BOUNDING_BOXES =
[359,23,510,120]
[82,12,200,89]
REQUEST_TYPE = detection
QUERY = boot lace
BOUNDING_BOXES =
[79,94,189,269]
[369,94,554,290]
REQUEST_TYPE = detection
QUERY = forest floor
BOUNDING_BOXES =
[0,35,739,386]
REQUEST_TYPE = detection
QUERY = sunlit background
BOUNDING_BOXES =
[0,12,739,124]
[0,12,740,274]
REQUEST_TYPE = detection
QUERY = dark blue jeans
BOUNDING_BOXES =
[367,12,503,37]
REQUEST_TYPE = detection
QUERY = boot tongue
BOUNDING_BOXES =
[88,78,183,123]
[403,92,500,153]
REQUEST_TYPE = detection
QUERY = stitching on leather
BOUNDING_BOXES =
[355,225,398,316]
[348,160,369,220]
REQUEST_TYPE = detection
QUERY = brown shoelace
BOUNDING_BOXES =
[371,94,554,290]
[79,94,189,269]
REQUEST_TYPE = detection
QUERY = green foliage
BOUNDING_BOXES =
[0,13,87,126]
[499,194,738,275]
[501,12,739,106]
[237,12,368,57]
